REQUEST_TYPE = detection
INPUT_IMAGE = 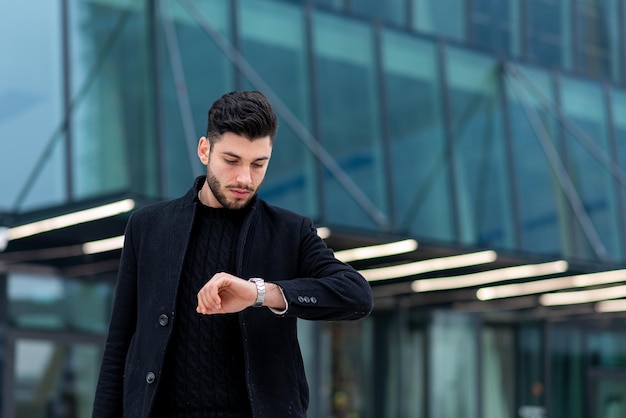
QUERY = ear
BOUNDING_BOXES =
[197,137,210,165]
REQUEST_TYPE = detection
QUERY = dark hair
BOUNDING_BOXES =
[206,91,278,145]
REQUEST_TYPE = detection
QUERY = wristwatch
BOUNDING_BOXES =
[249,278,265,307]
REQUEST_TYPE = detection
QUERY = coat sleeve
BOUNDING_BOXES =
[92,214,139,418]
[272,218,373,321]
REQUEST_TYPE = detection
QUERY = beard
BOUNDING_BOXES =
[206,166,257,210]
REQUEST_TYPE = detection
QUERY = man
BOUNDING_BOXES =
[92,91,374,418]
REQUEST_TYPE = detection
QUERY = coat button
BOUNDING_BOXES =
[310,297,317,304]
[159,314,169,326]
[146,372,156,384]
[303,296,311,303]
[298,296,305,303]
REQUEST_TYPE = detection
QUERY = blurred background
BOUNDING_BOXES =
[2,0,626,417]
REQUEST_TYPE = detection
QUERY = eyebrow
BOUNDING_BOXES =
[221,151,270,162]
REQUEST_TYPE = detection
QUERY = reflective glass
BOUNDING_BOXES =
[482,326,515,418]
[8,273,113,333]
[351,0,407,27]
[560,76,621,261]
[159,0,234,198]
[612,88,626,244]
[429,311,477,418]
[505,64,563,254]
[325,319,373,418]
[412,0,466,41]
[381,30,453,240]
[470,0,522,57]
[574,0,620,82]
[550,326,585,418]
[445,47,514,248]
[0,1,65,212]
[69,0,153,199]
[239,0,317,217]
[12,338,100,418]
[517,324,545,410]
[526,0,573,71]
[313,12,387,229]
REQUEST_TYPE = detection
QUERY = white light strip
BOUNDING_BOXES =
[540,285,626,306]
[477,268,626,301]
[7,199,135,240]
[596,299,626,313]
[335,239,418,263]
[359,250,497,282]
[82,235,125,255]
[412,260,568,292]
[316,227,331,240]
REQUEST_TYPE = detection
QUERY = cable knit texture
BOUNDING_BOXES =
[153,204,251,418]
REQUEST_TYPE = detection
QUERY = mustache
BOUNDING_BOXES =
[227,184,254,192]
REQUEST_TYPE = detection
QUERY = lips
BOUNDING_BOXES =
[229,188,251,199]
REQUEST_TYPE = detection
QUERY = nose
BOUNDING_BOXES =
[236,166,252,185]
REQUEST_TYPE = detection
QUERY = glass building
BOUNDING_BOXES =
[2,0,626,417]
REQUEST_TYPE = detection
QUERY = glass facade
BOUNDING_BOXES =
[3,0,626,417]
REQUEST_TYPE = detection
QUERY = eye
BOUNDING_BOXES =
[252,163,265,169]
[225,159,238,165]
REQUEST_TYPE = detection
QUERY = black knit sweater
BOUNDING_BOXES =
[153,203,252,418]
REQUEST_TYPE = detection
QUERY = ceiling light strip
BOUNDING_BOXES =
[82,235,125,255]
[477,268,626,301]
[540,284,626,306]
[360,250,497,282]
[412,260,568,292]
[596,299,626,313]
[335,239,418,263]
[7,199,135,241]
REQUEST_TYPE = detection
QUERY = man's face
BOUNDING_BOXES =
[200,132,272,209]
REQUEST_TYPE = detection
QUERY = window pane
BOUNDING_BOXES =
[13,339,101,418]
[8,273,113,333]
[0,1,65,212]
[412,0,466,41]
[430,311,477,418]
[70,0,153,199]
[382,29,453,240]
[470,0,522,57]
[483,326,515,418]
[313,12,387,229]
[560,77,621,261]
[351,0,407,27]
[445,47,514,248]
[526,0,573,71]
[239,0,317,217]
[505,65,563,254]
[574,0,620,82]
[159,0,234,198]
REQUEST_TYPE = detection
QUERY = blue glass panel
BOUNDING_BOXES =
[412,0,466,41]
[526,0,573,71]
[561,76,621,261]
[313,12,388,229]
[505,64,563,254]
[70,0,152,199]
[0,1,65,212]
[381,29,453,241]
[8,272,113,333]
[159,0,235,198]
[612,88,626,251]
[445,47,514,248]
[574,0,620,82]
[470,0,521,57]
[239,0,317,217]
[351,0,407,27]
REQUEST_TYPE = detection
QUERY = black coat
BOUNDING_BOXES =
[92,177,374,418]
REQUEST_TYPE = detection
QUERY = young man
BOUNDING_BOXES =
[92,91,374,418]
